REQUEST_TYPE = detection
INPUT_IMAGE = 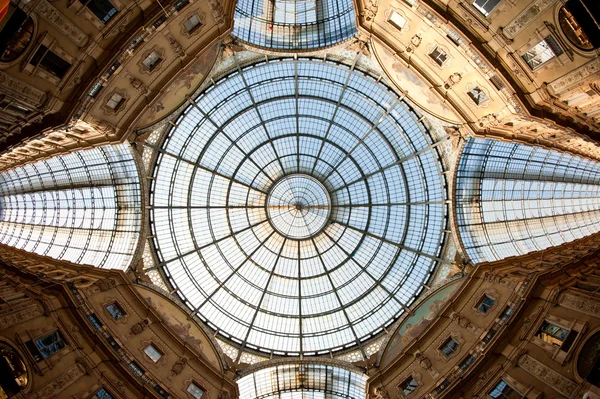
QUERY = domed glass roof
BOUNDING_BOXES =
[150,58,448,356]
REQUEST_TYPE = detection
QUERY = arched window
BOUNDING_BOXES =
[0,342,29,398]
[0,7,34,63]
[577,331,600,387]
[455,138,600,263]
[233,0,357,50]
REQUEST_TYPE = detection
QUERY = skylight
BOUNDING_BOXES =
[150,59,448,356]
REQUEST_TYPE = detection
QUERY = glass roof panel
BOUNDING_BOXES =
[456,138,600,263]
[233,0,357,50]
[150,59,447,356]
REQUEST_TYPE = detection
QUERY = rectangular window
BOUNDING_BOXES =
[28,330,67,361]
[174,0,190,11]
[79,0,118,24]
[490,75,505,90]
[106,93,124,110]
[184,15,202,32]
[468,87,489,105]
[398,376,418,396]
[440,337,459,357]
[187,383,205,398]
[499,306,514,322]
[142,51,161,70]
[144,344,162,362]
[129,361,144,377]
[473,0,501,16]
[429,47,447,66]
[536,320,569,348]
[477,294,495,313]
[95,387,115,399]
[106,302,125,319]
[389,11,407,30]
[522,36,563,70]
[459,354,476,370]
[88,314,103,329]
[488,379,521,399]
[30,45,71,79]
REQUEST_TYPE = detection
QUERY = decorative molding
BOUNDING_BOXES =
[518,353,577,396]
[558,291,600,317]
[502,0,557,39]
[28,363,85,399]
[0,304,44,328]
[548,58,600,94]
[208,0,225,24]
[0,71,47,107]
[35,0,89,47]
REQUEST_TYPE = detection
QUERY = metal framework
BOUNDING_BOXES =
[0,144,142,270]
[237,363,367,399]
[150,58,448,356]
[232,0,356,50]
[455,138,600,264]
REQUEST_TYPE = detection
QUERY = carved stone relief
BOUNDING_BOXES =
[548,58,600,94]
[0,72,47,108]
[28,363,85,399]
[35,0,89,47]
[502,0,557,39]
[518,353,577,396]
[558,290,600,317]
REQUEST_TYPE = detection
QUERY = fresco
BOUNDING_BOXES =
[137,42,220,128]
[381,280,460,367]
[372,41,462,124]
[139,286,220,369]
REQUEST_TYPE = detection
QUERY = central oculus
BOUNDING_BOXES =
[266,174,331,239]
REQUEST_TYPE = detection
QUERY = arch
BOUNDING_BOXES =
[577,330,600,387]
[0,340,30,397]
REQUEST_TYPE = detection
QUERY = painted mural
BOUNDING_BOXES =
[137,42,220,128]
[381,280,460,367]
[139,286,220,368]
[373,41,462,124]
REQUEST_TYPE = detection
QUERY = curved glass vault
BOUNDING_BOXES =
[0,144,142,270]
[456,138,600,264]
[150,58,448,356]
[232,0,356,50]
[237,363,367,399]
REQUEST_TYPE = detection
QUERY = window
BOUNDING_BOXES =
[144,344,162,362]
[439,337,459,357]
[89,82,104,98]
[106,302,125,319]
[106,93,124,110]
[142,51,162,70]
[499,306,514,323]
[488,379,521,399]
[27,330,67,361]
[95,388,115,399]
[128,361,144,377]
[473,0,501,16]
[174,0,190,11]
[389,11,407,30]
[29,45,71,79]
[429,47,447,66]
[187,383,205,398]
[183,15,202,33]
[468,87,489,105]
[522,36,563,70]
[536,320,578,350]
[79,0,118,24]
[187,382,204,399]
[398,376,418,396]
[459,354,477,370]
[490,75,505,90]
[0,8,34,62]
[477,294,495,313]
[88,314,103,329]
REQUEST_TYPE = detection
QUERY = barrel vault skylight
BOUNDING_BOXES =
[149,58,448,356]
[232,0,357,50]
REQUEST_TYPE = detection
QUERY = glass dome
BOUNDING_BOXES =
[150,58,448,356]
